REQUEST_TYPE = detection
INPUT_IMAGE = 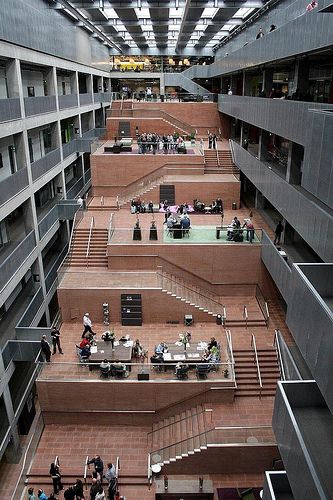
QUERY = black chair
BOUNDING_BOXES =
[100,365,110,378]
[113,364,128,378]
[196,364,211,379]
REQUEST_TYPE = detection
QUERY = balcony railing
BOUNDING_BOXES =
[62,139,77,159]
[31,148,61,181]
[0,168,29,207]
[16,287,44,328]
[79,93,93,106]
[261,231,292,302]
[44,244,69,293]
[24,95,57,117]
[58,93,78,110]
[0,97,21,122]
[93,93,102,103]
[38,205,59,240]
[66,176,84,199]
[0,231,36,292]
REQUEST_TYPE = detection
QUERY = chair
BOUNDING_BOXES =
[196,364,211,379]
[113,365,128,378]
[76,346,90,365]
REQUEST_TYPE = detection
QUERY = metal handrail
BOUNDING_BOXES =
[54,455,60,468]
[83,455,90,490]
[100,195,104,206]
[274,329,286,381]
[243,306,248,329]
[157,265,224,314]
[225,329,236,384]
[216,147,220,167]
[255,285,270,327]
[107,213,114,245]
[223,305,227,325]
[86,216,94,267]
[150,427,209,456]
[251,334,263,398]
[115,456,120,494]
[147,406,213,439]
[147,453,152,489]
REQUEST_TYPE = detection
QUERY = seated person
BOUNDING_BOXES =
[177,204,184,214]
[163,200,169,211]
[110,360,126,375]
[148,201,154,213]
[208,337,218,351]
[175,361,189,377]
[194,199,205,212]
[79,344,91,359]
[227,216,241,240]
[166,215,175,230]
[216,197,223,213]
[140,201,146,213]
[133,339,145,360]
[102,330,115,342]
[211,200,217,213]
[181,215,191,231]
[100,359,111,373]
[155,342,168,354]
[79,334,91,349]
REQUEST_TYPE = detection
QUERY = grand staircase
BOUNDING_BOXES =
[66,227,108,267]
[204,149,218,169]
[204,148,240,176]
[159,270,221,318]
[234,348,280,397]
[149,405,209,466]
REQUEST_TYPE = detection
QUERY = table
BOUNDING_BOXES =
[89,341,133,369]
[162,342,208,364]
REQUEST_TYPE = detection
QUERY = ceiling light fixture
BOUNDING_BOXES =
[175,0,179,10]
[137,0,142,11]
[214,0,218,8]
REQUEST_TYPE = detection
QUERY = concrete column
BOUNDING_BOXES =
[259,130,271,161]
[262,68,274,97]
[87,74,93,94]
[6,59,20,98]
[242,70,252,96]
[70,71,78,95]
[51,67,59,111]
[286,142,304,185]
[0,354,21,463]
[14,132,27,170]
[292,59,310,96]
[22,198,35,233]
[160,73,165,96]
[51,121,60,150]
[45,67,56,96]
[97,76,103,93]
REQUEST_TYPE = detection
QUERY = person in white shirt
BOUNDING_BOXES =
[77,197,84,209]
[82,312,95,337]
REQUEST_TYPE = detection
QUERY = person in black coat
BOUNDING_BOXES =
[40,335,51,362]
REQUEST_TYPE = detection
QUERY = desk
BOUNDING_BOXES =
[163,342,207,364]
[172,223,183,239]
[89,341,133,369]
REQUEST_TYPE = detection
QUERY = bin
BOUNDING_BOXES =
[232,202,237,210]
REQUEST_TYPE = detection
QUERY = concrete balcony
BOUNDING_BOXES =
[273,381,333,500]
[44,244,68,294]
[58,93,78,110]
[261,232,292,302]
[79,93,93,106]
[93,93,102,103]
[31,147,61,182]
[219,95,333,146]
[231,141,333,263]
[210,4,333,77]
[62,139,78,159]
[38,204,59,241]
[24,95,57,117]
[0,98,21,123]
[0,230,36,293]
[286,264,333,412]
[0,168,29,208]
[66,176,84,199]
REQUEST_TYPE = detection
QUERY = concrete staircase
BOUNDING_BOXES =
[204,149,218,169]
[159,271,221,318]
[150,405,209,466]
[67,227,108,267]
[87,228,108,268]
[234,348,280,397]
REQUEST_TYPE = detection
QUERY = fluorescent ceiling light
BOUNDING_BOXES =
[201,7,218,18]
[103,8,119,18]
[134,8,150,18]
[169,8,183,18]
[232,8,255,19]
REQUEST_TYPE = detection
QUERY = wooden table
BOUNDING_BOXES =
[89,341,133,369]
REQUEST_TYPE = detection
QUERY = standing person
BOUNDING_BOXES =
[37,490,48,500]
[95,485,105,500]
[77,197,84,209]
[28,487,36,500]
[104,463,116,483]
[208,133,213,149]
[212,134,217,150]
[256,27,265,39]
[243,220,255,243]
[50,462,62,494]
[40,335,51,362]
[51,326,63,355]
[64,487,75,500]
[274,221,284,245]
[89,478,100,500]
[88,455,104,478]
[306,0,317,11]
[73,478,85,499]
[82,313,95,337]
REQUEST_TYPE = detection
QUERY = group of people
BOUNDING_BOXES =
[166,212,191,234]
[208,133,218,149]
[137,132,186,155]
[130,198,154,214]
[226,216,255,243]
[28,456,118,500]
[194,197,223,214]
